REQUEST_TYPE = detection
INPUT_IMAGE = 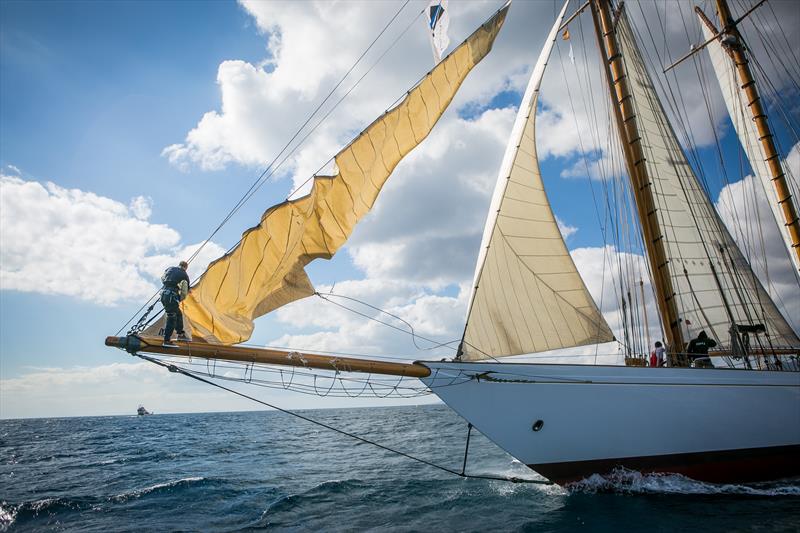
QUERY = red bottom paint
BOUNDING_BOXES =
[530,445,800,486]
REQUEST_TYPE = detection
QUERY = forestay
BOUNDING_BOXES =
[616,12,799,348]
[151,4,510,344]
[460,0,614,361]
[700,19,800,278]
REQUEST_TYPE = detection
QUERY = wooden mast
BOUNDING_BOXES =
[589,0,685,353]
[711,0,800,272]
[105,336,432,378]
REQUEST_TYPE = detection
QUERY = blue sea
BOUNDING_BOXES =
[2,405,799,532]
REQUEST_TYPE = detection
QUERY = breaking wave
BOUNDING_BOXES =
[110,476,208,502]
[0,504,15,532]
[0,497,95,531]
[4,407,799,530]
[568,468,800,496]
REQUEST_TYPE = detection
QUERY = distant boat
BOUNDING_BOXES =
[137,406,152,416]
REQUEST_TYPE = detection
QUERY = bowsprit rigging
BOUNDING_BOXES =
[132,352,553,486]
[108,0,800,487]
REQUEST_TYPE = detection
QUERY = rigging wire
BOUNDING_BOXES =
[185,0,416,266]
[624,3,734,340]
[574,11,630,362]
[315,291,459,353]
[285,7,428,200]
[313,290,502,363]
[135,353,553,486]
[555,17,629,360]
[116,1,421,336]
[581,4,653,358]
[155,354,429,388]
[680,2,796,327]
[632,0,799,347]
[763,0,800,85]
[736,0,800,100]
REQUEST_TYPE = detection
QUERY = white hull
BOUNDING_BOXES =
[421,362,800,484]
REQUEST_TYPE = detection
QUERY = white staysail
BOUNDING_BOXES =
[615,12,800,348]
[461,0,614,361]
[700,19,800,279]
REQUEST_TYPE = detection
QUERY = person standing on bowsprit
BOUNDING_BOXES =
[160,260,190,347]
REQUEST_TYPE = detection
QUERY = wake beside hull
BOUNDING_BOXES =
[420,362,800,486]
[530,444,800,485]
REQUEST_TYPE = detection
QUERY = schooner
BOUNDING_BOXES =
[107,0,800,485]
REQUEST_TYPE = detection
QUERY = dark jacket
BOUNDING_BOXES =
[687,331,717,356]
[161,266,190,290]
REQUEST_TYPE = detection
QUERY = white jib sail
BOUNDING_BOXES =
[615,12,799,348]
[700,19,800,280]
[461,0,614,361]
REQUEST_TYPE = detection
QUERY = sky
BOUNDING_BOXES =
[1,0,799,419]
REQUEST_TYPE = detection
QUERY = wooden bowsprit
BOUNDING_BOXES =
[104,335,432,378]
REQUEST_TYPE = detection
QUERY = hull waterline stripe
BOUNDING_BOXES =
[530,444,800,485]
[465,373,800,387]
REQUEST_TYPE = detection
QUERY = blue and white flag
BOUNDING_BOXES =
[427,0,450,63]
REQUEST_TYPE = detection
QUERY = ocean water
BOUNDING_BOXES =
[1,405,799,532]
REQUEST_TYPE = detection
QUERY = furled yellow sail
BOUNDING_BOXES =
[175,5,509,344]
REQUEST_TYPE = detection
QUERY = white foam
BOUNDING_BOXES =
[488,459,568,496]
[111,476,205,502]
[0,504,16,532]
[30,498,59,512]
[568,468,800,495]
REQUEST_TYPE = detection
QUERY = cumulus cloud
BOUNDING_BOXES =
[556,215,578,239]
[559,150,618,181]
[273,243,664,366]
[128,195,153,220]
[533,1,799,184]
[572,245,662,344]
[159,0,800,234]
[0,174,225,305]
[340,106,514,284]
[161,1,552,178]
[272,278,466,358]
[162,1,427,173]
